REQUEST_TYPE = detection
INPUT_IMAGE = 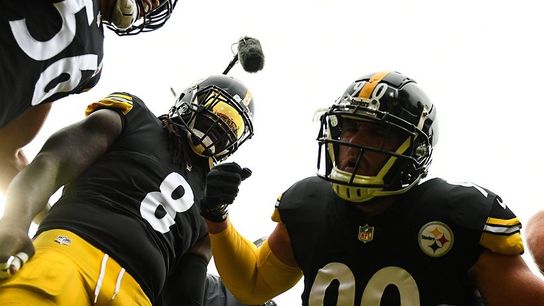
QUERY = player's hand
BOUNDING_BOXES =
[0,218,34,279]
[200,162,252,223]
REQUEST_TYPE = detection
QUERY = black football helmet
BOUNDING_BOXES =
[317,71,438,202]
[169,75,254,163]
[105,0,178,36]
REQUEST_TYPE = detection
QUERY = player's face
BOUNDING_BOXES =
[337,119,405,176]
[140,0,160,16]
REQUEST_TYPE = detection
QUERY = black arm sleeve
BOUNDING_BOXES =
[159,253,209,306]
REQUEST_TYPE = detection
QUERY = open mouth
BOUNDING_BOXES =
[343,159,357,171]
[341,155,381,176]
[340,157,359,173]
[141,0,159,14]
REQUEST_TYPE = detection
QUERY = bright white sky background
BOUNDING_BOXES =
[2,0,544,304]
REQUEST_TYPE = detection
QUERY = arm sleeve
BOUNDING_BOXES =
[209,221,302,305]
[159,253,208,306]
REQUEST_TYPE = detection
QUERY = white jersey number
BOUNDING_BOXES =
[140,172,195,234]
[309,262,420,306]
[9,0,99,106]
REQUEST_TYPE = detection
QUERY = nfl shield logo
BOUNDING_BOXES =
[358,224,375,243]
[54,235,72,245]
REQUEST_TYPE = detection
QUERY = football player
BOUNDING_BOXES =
[0,0,179,192]
[0,74,255,305]
[525,210,544,274]
[202,71,544,305]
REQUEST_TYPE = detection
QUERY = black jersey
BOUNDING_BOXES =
[37,93,208,304]
[276,177,523,306]
[0,0,104,127]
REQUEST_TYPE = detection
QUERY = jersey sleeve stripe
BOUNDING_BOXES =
[486,217,521,227]
[85,94,134,116]
[483,224,522,235]
[483,217,521,236]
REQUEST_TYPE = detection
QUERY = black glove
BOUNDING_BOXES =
[201,162,252,222]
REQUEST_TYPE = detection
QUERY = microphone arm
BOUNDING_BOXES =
[222,53,239,75]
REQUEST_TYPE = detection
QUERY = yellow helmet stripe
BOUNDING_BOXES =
[359,71,390,99]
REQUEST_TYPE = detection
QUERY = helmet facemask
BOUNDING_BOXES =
[105,0,178,36]
[317,96,434,203]
[170,82,254,163]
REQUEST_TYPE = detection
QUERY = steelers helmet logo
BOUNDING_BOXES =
[418,221,454,257]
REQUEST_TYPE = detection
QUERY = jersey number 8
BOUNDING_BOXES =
[140,172,195,234]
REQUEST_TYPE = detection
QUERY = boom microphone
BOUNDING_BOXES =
[238,37,265,72]
[223,36,265,75]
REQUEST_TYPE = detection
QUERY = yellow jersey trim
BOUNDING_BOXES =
[85,93,134,116]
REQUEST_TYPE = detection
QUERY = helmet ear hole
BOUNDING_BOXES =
[415,143,429,158]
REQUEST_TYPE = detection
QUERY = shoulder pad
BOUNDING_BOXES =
[276,177,330,210]
[429,179,523,255]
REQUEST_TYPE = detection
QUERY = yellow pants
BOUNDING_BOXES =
[0,229,151,306]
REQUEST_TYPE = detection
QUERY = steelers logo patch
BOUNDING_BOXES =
[418,221,454,257]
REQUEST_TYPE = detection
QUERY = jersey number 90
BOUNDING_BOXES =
[309,262,420,306]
